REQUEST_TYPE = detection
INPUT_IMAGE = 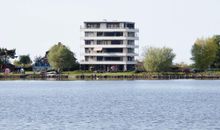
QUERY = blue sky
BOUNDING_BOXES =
[0,0,220,64]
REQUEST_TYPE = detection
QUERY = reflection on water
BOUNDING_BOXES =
[0,80,220,130]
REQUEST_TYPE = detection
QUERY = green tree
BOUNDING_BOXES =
[18,55,32,67]
[211,35,220,68]
[0,48,16,71]
[13,60,22,66]
[47,42,77,72]
[0,48,16,64]
[143,46,175,72]
[191,37,218,70]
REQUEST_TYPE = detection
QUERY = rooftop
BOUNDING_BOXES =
[84,21,135,24]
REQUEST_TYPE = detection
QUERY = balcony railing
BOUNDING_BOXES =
[82,53,138,56]
[82,44,139,48]
[80,60,137,65]
[83,36,139,40]
[81,27,139,32]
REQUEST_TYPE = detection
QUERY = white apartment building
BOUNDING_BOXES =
[80,21,139,71]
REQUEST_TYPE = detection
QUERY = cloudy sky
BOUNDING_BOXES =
[0,0,220,63]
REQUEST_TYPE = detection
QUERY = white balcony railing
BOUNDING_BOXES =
[82,53,138,56]
[82,44,139,48]
[80,60,137,65]
[81,27,139,32]
[83,36,139,40]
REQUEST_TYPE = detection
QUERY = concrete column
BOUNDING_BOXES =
[123,40,127,45]
[124,64,127,71]
[123,56,127,61]
[123,48,127,53]
[94,40,97,45]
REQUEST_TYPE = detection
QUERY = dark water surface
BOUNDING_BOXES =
[0,80,220,130]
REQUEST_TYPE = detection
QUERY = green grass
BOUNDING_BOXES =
[0,73,21,76]
[63,70,93,75]
[25,71,35,74]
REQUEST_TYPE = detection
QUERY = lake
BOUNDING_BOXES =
[0,80,220,130]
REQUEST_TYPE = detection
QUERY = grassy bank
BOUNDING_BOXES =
[0,72,68,80]
[64,70,220,80]
[2,70,220,80]
[63,70,220,76]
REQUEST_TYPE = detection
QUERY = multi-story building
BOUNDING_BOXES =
[80,21,139,71]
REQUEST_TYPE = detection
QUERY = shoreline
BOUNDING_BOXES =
[1,72,220,80]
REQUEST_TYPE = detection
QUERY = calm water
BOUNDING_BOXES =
[0,80,220,130]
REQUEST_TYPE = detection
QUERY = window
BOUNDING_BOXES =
[85,32,95,37]
[97,40,110,45]
[104,48,123,53]
[97,32,123,37]
[125,23,134,29]
[128,40,134,45]
[128,32,135,37]
[86,23,100,28]
[85,40,93,45]
[97,32,104,36]
[128,48,134,53]
[104,57,122,61]
[127,56,134,61]
[107,23,120,28]
[97,56,104,61]
[111,40,123,45]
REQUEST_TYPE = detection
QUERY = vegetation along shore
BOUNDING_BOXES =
[2,71,220,80]
[1,35,220,80]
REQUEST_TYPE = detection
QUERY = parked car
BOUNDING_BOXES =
[190,68,204,73]
[46,70,58,76]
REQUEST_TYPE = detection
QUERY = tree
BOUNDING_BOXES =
[33,56,50,67]
[13,60,22,66]
[18,55,32,67]
[47,42,77,72]
[0,48,16,71]
[34,56,43,63]
[191,37,218,70]
[33,56,46,66]
[143,46,175,72]
[0,48,16,64]
[211,35,220,68]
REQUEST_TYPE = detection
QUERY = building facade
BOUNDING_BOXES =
[80,21,139,71]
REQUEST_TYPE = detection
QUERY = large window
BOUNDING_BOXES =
[97,32,123,37]
[125,23,134,29]
[85,48,93,53]
[85,40,94,45]
[97,56,122,61]
[127,56,134,61]
[104,48,123,53]
[97,40,110,45]
[107,23,120,28]
[86,23,100,28]
[105,57,122,61]
[128,40,134,45]
[128,32,135,37]
[111,40,123,45]
[128,48,134,53]
[85,32,96,37]
[97,56,104,61]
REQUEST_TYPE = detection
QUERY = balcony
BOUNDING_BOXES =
[82,52,138,57]
[83,36,139,40]
[80,60,137,65]
[82,44,139,48]
[81,28,139,33]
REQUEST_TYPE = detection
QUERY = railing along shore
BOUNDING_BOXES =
[74,73,220,80]
[1,73,220,80]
